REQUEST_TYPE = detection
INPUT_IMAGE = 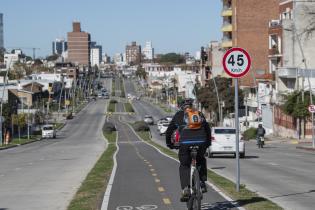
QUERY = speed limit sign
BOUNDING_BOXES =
[222,48,251,78]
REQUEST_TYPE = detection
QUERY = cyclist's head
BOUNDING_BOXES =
[179,98,194,110]
[258,124,262,128]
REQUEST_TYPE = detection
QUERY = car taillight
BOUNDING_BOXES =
[211,136,215,141]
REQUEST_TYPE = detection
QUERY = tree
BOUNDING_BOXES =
[135,65,147,79]
[12,113,27,141]
[302,4,315,38]
[157,53,185,64]
[196,77,244,120]
[46,54,59,61]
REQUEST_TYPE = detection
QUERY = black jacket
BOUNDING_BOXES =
[165,110,211,147]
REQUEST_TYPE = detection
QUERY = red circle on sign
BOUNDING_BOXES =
[222,47,251,78]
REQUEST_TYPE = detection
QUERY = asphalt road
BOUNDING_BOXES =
[0,100,107,210]
[106,117,236,210]
[125,79,315,210]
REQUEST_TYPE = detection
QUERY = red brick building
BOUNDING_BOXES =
[67,22,91,66]
[222,0,279,87]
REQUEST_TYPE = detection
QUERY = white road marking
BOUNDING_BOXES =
[101,131,119,210]
[268,162,279,166]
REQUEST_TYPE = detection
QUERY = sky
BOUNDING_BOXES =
[1,0,222,58]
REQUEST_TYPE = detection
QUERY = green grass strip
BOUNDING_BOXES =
[0,135,41,148]
[107,100,116,113]
[135,130,283,210]
[124,102,134,112]
[67,131,117,210]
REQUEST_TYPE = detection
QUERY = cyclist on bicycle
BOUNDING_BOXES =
[165,98,211,202]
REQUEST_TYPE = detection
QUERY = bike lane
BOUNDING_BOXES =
[105,117,238,210]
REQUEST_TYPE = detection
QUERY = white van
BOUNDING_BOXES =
[42,124,56,139]
[208,127,245,158]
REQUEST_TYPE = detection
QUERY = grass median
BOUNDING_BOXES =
[67,131,117,210]
[124,102,134,112]
[107,100,116,113]
[134,129,283,210]
[0,135,42,149]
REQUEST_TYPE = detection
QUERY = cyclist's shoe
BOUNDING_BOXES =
[200,181,207,193]
[180,187,191,202]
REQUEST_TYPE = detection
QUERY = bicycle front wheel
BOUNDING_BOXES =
[192,169,202,210]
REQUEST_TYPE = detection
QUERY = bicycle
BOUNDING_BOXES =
[257,136,264,148]
[186,146,203,210]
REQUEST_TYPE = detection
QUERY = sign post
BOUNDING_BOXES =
[223,47,251,192]
[308,105,315,148]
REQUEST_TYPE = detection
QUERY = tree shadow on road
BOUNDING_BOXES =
[0,208,8,210]
[236,196,267,206]
[270,189,315,198]
[201,201,238,209]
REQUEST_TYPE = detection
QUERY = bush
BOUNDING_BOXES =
[133,121,150,132]
[103,122,116,133]
[243,127,257,140]
[110,99,118,104]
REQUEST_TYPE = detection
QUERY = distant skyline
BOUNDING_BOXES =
[1,0,222,58]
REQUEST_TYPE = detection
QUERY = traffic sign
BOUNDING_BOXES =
[222,47,251,78]
[256,108,262,116]
[308,104,315,113]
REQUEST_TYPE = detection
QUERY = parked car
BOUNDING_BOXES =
[144,115,154,125]
[159,122,170,135]
[42,124,56,139]
[207,127,245,158]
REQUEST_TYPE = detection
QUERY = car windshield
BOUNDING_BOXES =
[43,126,53,130]
[214,129,235,134]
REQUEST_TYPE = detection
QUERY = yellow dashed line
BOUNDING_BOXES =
[155,179,160,183]
[152,173,157,177]
[291,140,299,144]
[158,187,165,192]
[163,198,171,205]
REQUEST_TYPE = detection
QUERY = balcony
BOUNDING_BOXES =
[222,39,232,48]
[277,67,297,78]
[268,46,282,57]
[222,7,232,16]
[269,20,282,29]
[221,23,232,32]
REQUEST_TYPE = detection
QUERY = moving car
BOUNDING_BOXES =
[144,115,154,125]
[159,122,170,135]
[207,127,245,158]
[42,124,56,139]
[157,118,169,131]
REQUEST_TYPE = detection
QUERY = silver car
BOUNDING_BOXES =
[144,115,154,125]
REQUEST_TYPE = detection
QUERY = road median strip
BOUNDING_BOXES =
[67,131,117,210]
[132,128,283,210]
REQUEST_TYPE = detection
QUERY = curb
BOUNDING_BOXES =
[296,146,315,152]
[0,137,42,151]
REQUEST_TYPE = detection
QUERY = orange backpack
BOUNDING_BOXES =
[183,108,203,129]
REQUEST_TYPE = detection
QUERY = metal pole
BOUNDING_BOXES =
[212,77,221,125]
[235,78,240,192]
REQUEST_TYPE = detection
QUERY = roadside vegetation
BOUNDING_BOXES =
[132,126,283,210]
[107,99,117,112]
[67,123,117,210]
[124,102,134,112]
[111,78,115,96]
[120,78,125,98]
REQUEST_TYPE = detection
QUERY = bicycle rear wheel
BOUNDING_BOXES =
[190,169,202,210]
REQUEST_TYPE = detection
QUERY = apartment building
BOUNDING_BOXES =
[221,0,279,86]
[126,41,141,65]
[143,41,154,60]
[67,22,91,66]
[268,0,315,95]
[0,13,3,51]
[52,38,67,55]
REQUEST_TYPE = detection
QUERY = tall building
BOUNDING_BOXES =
[0,13,4,51]
[126,41,141,65]
[221,0,279,86]
[113,53,123,64]
[52,38,67,55]
[67,22,91,66]
[90,48,100,67]
[90,42,102,64]
[142,41,154,60]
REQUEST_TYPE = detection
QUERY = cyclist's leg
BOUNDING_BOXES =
[178,145,191,189]
[196,146,207,182]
